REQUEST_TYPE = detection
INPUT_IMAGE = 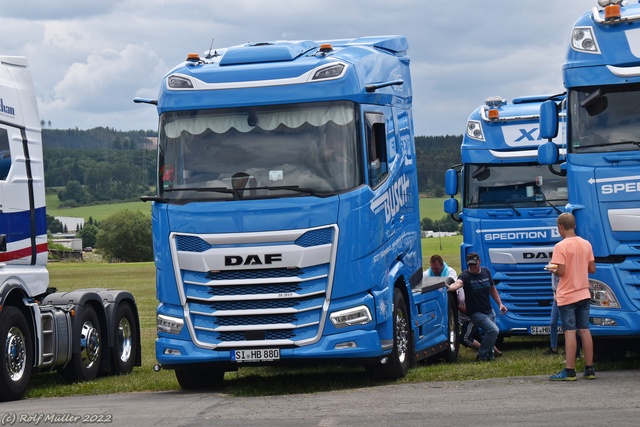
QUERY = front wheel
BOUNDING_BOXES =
[445,292,459,363]
[366,288,411,381]
[0,307,33,402]
[111,302,138,374]
[175,367,225,390]
[59,305,101,383]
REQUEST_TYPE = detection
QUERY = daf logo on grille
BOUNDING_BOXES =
[224,253,283,266]
[523,251,552,260]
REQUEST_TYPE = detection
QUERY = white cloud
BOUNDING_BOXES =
[1,0,598,134]
[2,1,124,20]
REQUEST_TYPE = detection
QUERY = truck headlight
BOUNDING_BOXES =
[571,27,599,54]
[330,306,372,328]
[157,314,184,334]
[466,120,484,141]
[590,279,620,308]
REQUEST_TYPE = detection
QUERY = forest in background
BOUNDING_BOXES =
[42,128,463,206]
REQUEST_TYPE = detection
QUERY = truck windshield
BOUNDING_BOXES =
[569,84,640,153]
[157,101,361,201]
[465,164,568,208]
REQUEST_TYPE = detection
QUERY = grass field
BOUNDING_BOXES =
[45,193,151,221]
[25,236,638,399]
[24,195,637,398]
[418,196,450,222]
[47,194,446,228]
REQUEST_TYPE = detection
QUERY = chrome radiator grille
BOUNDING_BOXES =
[172,226,336,349]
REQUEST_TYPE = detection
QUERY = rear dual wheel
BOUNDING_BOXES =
[59,306,101,383]
[111,302,138,374]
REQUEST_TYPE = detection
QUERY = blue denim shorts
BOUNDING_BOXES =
[558,298,591,331]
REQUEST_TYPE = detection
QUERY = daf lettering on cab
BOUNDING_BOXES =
[0,56,141,401]
[538,1,640,359]
[136,36,458,389]
[444,95,568,340]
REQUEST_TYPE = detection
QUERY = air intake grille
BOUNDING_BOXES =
[174,226,335,349]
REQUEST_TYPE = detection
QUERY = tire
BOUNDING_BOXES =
[0,307,33,402]
[445,293,460,363]
[59,305,101,383]
[594,338,628,362]
[111,302,138,374]
[366,288,411,381]
[175,367,225,390]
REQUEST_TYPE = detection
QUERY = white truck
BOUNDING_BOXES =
[0,55,141,401]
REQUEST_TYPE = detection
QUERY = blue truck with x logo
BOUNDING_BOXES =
[444,94,567,342]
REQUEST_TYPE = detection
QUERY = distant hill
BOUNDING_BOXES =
[40,127,461,196]
[415,135,462,195]
[42,127,157,150]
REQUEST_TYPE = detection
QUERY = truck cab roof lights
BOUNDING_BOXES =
[186,53,201,62]
[167,75,194,89]
[484,96,505,108]
[319,44,333,53]
[311,63,346,80]
[593,1,640,24]
[571,27,600,54]
[597,0,622,7]
[484,96,505,121]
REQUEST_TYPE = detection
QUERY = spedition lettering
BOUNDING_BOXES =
[485,231,548,241]
[601,182,640,194]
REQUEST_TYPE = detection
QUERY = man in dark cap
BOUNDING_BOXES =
[447,252,507,361]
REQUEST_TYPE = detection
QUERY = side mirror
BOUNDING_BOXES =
[444,168,458,196]
[539,100,559,140]
[444,198,459,215]
[538,141,559,165]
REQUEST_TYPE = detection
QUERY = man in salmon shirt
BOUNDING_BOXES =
[548,212,596,381]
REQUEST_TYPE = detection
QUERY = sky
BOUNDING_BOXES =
[0,0,602,136]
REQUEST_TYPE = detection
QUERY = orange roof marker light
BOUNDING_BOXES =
[484,96,505,120]
[186,53,201,62]
[598,0,622,20]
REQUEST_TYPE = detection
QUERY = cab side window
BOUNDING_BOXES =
[365,113,388,188]
[0,128,11,181]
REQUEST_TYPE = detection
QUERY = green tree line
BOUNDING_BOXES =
[415,135,462,197]
[44,129,463,261]
[43,128,463,202]
[43,128,157,206]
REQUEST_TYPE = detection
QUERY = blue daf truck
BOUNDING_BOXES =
[538,0,640,358]
[136,35,458,388]
[444,95,567,341]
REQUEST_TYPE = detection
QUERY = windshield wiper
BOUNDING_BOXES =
[574,140,640,150]
[168,187,234,194]
[257,185,331,197]
[140,195,170,203]
[505,201,521,217]
[156,185,332,200]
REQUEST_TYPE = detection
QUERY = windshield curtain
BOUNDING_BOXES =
[157,101,362,201]
[569,84,640,153]
[465,163,568,208]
